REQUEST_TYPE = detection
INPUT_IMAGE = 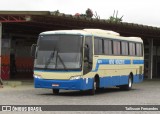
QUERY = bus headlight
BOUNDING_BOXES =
[34,74,42,79]
[70,75,81,80]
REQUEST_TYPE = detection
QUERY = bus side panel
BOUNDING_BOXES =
[34,77,94,91]
[120,75,129,85]
[100,75,129,87]
[100,76,112,87]
[111,76,120,86]
[133,74,143,83]
[82,78,94,90]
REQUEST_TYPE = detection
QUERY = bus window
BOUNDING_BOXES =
[94,37,103,55]
[104,39,112,55]
[129,42,136,56]
[136,43,142,56]
[113,40,121,55]
[121,41,129,55]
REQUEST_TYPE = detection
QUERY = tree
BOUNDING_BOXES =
[86,8,93,18]
[75,8,98,19]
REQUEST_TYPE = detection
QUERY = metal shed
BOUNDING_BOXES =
[0,11,160,80]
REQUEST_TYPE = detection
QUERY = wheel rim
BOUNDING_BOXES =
[129,77,132,88]
[94,81,96,90]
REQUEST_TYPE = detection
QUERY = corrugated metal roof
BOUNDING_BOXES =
[1,11,160,40]
[0,10,159,31]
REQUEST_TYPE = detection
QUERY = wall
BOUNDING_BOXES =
[0,23,1,78]
[144,44,160,78]
[9,35,36,79]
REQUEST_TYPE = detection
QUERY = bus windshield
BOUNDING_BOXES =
[34,34,83,70]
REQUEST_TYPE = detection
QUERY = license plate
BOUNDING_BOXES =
[52,84,59,87]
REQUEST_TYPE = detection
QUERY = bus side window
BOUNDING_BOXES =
[136,43,142,56]
[104,39,112,55]
[121,41,129,56]
[94,37,103,55]
[113,40,121,55]
[129,42,136,56]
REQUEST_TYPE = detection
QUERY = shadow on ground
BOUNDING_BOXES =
[37,87,137,97]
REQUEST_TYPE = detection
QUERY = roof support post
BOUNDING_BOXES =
[155,46,158,78]
[148,38,153,79]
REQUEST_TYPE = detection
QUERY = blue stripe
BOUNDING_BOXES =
[92,59,131,72]
[92,59,143,72]
[133,60,144,64]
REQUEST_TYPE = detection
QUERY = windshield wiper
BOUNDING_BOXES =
[45,49,56,69]
[55,51,67,70]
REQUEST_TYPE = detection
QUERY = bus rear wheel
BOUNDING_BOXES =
[120,75,132,90]
[52,89,59,95]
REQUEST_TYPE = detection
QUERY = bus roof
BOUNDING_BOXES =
[40,29,143,43]
[40,30,90,36]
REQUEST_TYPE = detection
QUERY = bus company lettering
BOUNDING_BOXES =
[109,59,114,64]
[109,59,125,64]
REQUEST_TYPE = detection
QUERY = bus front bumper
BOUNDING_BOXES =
[34,78,93,90]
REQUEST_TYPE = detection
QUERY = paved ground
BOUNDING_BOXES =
[0,80,160,114]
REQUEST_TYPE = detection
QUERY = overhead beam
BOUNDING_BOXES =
[0,15,31,22]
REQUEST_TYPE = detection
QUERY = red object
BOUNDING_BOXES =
[15,57,34,73]
[75,13,80,17]
[1,65,10,80]
[1,55,10,65]
[0,15,30,22]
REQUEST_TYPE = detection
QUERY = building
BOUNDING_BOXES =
[0,11,160,80]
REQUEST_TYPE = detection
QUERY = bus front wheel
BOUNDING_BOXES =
[52,89,59,95]
[89,79,97,95]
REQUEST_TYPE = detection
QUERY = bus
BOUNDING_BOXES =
[31,29,144,95]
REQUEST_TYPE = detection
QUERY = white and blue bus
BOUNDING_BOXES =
[31,29,144,95]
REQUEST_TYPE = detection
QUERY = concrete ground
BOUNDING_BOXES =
[0,79,160,114]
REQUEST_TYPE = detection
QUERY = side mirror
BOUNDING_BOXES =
[31,44,37,57]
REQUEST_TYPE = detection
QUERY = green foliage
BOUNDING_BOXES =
[53,10,60,15]
[108,10,123,22]
[93,11,100,19]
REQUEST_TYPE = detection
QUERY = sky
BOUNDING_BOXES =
[0,0,160,27]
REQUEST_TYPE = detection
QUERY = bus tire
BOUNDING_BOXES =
[89,78,97,95]
[120,75,132,90]
[52,89,59,95]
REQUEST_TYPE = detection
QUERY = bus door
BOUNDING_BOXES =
[83,36,93,75]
